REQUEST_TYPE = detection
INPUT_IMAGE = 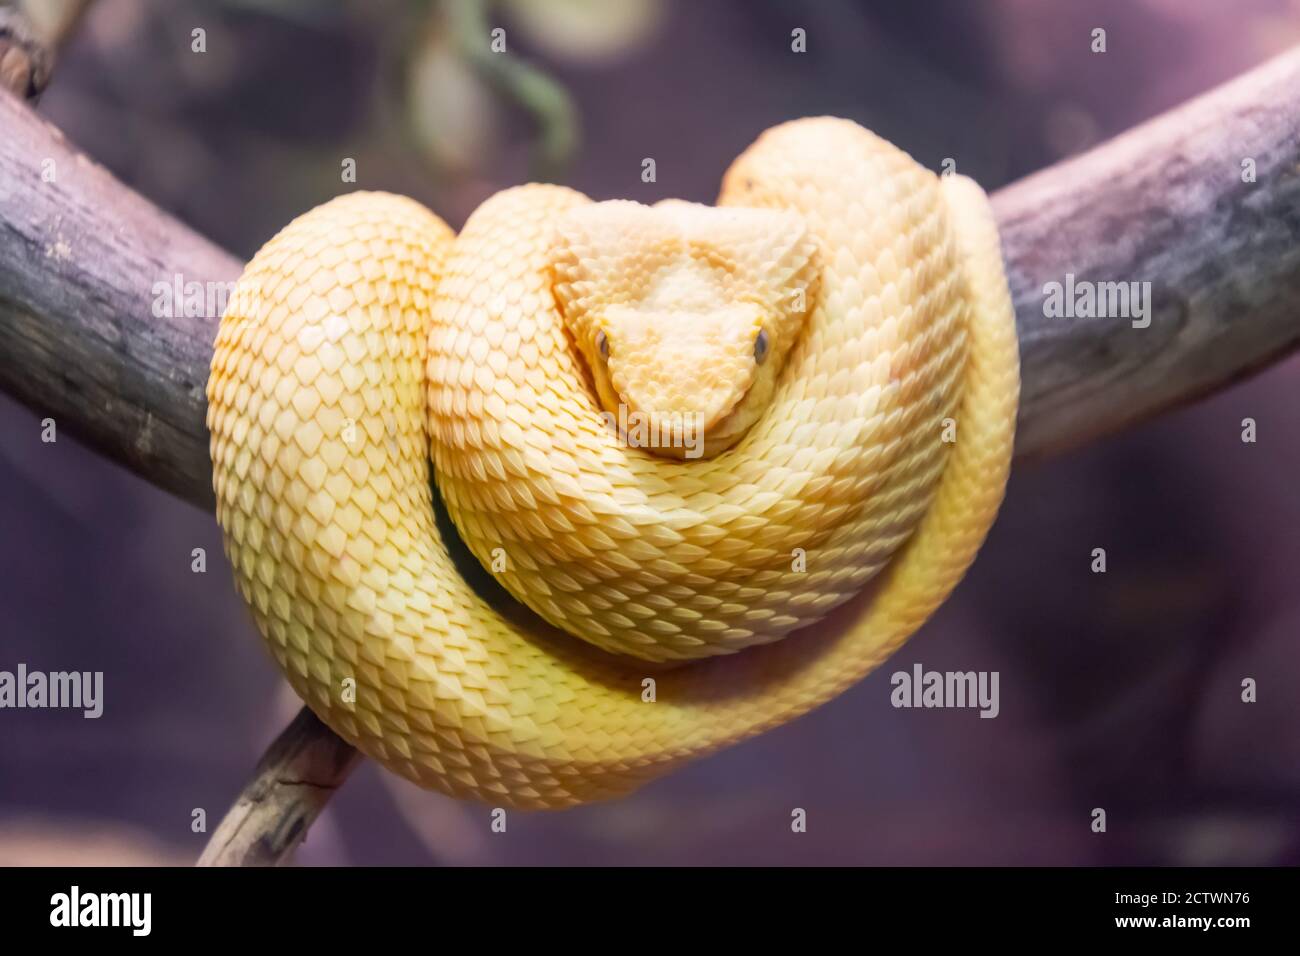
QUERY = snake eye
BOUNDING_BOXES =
[754,329,769,364]
[596,330,609,360]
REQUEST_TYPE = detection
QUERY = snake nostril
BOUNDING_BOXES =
[596,330,609,359]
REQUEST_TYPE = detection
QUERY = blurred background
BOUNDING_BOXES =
[1,0,1298,865]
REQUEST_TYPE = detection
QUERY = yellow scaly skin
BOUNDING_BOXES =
[207,118,1019,808]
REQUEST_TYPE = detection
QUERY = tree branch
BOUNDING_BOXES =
[0,88,235,507]
[195,708,360,867]
[2,47,1299,865]
[995,47,1300,460]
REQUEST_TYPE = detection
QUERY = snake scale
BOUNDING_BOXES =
[207,118,1019,808]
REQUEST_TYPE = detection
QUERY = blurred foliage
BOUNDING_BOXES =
[499,0,664,64]
[207,0,664,182]
[438,0,581,182]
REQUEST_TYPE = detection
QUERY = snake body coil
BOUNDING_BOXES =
[207,118,1019,808]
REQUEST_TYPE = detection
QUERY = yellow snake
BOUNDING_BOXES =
[207,118,1019,808]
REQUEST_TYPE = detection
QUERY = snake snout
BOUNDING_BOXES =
[601,305,763,457]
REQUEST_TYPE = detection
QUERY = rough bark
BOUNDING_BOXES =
[0,89,237,508]
[195,708,360,867]
[995,46,1300,459]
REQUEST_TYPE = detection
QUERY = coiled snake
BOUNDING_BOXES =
[207,118,1019,808]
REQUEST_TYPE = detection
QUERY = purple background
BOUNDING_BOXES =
[1,0,1297,865]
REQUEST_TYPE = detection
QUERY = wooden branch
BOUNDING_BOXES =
[5,51,1299,511]
[3,48,1300,865]
[0,89,237,508]
[996,47,1300,460]
[195,708,360,867]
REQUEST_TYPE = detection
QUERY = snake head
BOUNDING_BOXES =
[552,199,819,458]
